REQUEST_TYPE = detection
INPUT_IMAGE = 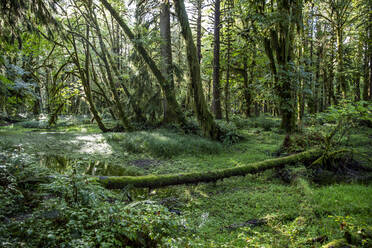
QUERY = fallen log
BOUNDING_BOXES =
[92,149,323,189]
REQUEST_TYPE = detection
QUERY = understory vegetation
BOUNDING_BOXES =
[1,111,372,247]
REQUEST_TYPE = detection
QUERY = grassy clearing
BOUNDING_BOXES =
[0,118,371,247]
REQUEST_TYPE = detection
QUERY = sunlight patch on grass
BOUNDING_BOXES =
[75,134,113,155]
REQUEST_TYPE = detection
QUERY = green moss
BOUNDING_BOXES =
[322,239,351,248]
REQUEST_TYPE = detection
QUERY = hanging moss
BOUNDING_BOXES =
[92,149,323,189]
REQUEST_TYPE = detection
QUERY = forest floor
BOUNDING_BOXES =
[1,117,372,247]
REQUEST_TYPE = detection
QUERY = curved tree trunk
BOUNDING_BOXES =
[91,11,132,131]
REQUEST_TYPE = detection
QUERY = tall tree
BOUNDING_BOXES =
[160,1,177,123]
[212,0,222,119]
[261,0,303,133]
[173,0,223,140]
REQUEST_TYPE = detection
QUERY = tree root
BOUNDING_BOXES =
[91,149,323,189]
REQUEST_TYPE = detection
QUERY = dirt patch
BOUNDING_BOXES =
[129,159,162,170]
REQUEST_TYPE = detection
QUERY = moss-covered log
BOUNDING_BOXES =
[93,149,323,189]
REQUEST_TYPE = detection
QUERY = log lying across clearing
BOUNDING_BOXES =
[92,149,323,189]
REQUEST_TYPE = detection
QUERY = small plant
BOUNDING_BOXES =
[215,120,242,145]
[322,100,371,149]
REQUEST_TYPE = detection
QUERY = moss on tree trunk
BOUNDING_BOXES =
[93,149,323,189]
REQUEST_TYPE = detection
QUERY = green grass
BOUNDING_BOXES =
[106,129,223,158]
[0,119,371,247]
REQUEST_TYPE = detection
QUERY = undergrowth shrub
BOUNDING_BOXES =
[162,118,200,135]
[280,130,325,154]
[253,116,281,131]
[230,115,254,129]
[230,115,281,131]
[215,120,242,144]
[0,148,190,248]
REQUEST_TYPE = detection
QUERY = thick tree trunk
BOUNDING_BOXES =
[93,149,323,189]
[262,0,298,133]
[160,2,178,124]
[212,0,222,119]
[173,0,223,140]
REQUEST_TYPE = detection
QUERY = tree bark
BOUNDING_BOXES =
[212,0,222,119]
[160,2,178,124]
[93,149,323,189]
[363,38,369,100]
[196,0,202,63]
[224,0,233,122]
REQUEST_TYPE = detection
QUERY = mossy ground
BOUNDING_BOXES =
[1,118,371,247]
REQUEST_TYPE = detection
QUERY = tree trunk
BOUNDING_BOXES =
[173,0,223,140]
[336,27,346,99]
[363,38,369,100]
[71,25,108,132]
[242,60,252,117]
[224,0,233,122]
[314,45,322,112]
[262,0,299,133]
[93,149,323,189]
[354,73,361,101]
[196,0,202,63]
[160,2,178,124]
[369,14,372,100]
[212,0,222,119]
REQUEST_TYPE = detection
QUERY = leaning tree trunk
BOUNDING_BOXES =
[91,11,132,131]
[173,0,223,140]
[100,0,188,129]
[71,25,108,132]
[93,149,323,189]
